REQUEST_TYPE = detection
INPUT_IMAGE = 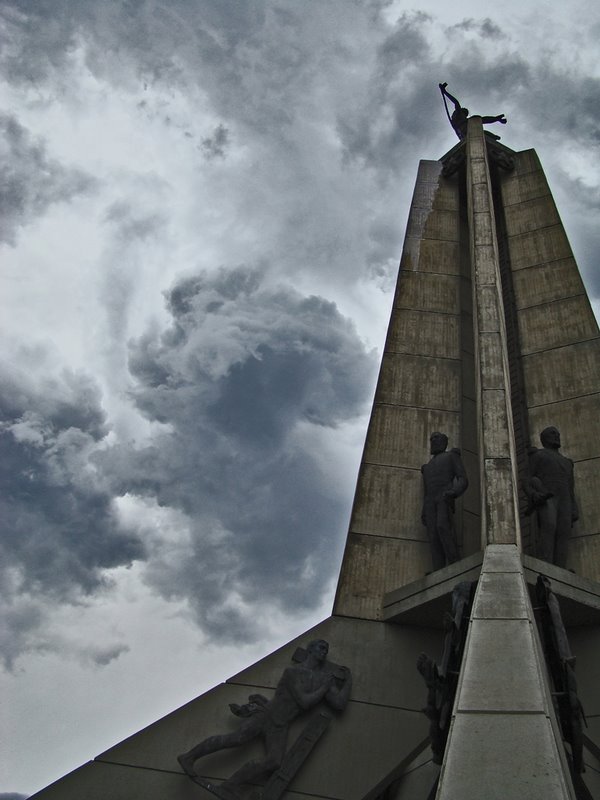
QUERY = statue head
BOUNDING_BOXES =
[307,639,329,663]
[461,107,469,116]
[540,426,561,450]
[430,432,448,455]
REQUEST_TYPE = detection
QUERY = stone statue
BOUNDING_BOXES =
[535,575,586,773]
[439,82,507,140]
[526,427,578,567]
[177,639,352,799]
[417,581,475,764]
[421,432,468,571]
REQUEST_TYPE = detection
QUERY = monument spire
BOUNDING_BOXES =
[29,92,600,800]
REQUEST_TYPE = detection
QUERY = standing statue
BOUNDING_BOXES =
[439,82,507,140]
[177,640,352,799]
[421,432,468,571]
[526,426,578,567]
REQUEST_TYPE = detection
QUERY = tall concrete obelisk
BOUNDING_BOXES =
[30,117,600,800]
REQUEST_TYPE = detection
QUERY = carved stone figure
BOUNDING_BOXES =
[417,580,475,764]
[439,82,507,140]
[421,432,468,571]
[526,427,578,567]
[177,640,351,798]
[535,575,586,773]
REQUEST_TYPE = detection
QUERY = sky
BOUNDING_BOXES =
[1,1,599,796]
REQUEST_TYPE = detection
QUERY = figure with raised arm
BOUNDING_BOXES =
[177,640,351,798]
[439,82,507,140]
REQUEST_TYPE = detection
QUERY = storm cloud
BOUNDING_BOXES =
[0,360,144,667]
[99,266,376,640]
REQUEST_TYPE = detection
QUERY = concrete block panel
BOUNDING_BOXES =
[471,183,491,213]
[507,224,572,270]
[518,295,599,354]
[386,309,460,359]
[438,714,571,800]
[504,195,561,236]
[28,760,268,800]
[528,395,600,462]
[469,158,488,185]
[411,181,459,214]
[511,148,542,176]
[376,352,461,411]
[415,159,445,182]
[391,760,440,799]
[462,510,482,556]
[473,243,497,284]
[472,210,494,246]
[405,207,459,242]
[483,458,518,544]
[460,310,475,355]
[334,534,430,618]
[512,258,586,309]
[569,534,600,584]
[564,627,600,717]
[501,169,550,206]
[400,237,461,274]
[475,284,500,332]
[364,405,460,469]
[457,620,545,712]
[350,463,425,540]
[395,270,460,314]
[570,457,600,537]
[482,389,511,458]
[479,332,505,389]
[461,398,478,454]
[522,340,600,407]
[472,572,529,620]
[461,450,480,515]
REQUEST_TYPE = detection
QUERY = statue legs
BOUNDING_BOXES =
[222,720,288,787]
[178,715,264,776]
[424,501,459,570]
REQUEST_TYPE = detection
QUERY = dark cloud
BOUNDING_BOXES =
[0,113,96,245]
[201,123,230,160]
[98,266,376,641]
[0,793,28,800]
[449,18,505,39]
[0,361,144,668]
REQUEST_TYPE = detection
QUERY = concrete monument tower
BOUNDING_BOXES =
[30,92,600,799]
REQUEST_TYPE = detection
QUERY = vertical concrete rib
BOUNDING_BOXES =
[465,118,521,547]
[436,545,575,799]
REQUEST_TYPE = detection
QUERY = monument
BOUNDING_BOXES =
[29,89,600,799]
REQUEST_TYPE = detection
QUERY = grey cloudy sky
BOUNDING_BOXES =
[2,0,599,795]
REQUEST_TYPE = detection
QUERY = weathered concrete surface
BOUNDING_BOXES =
[334,159,476,617]
[29,616,436,800]
[437,545,575,800]
[499,149,600,576]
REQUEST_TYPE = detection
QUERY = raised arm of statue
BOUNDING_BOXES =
[439,82,460,109]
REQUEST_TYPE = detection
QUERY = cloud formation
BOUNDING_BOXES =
[0,360,144,668]
[100,266,376,640]
[0,114,96,244]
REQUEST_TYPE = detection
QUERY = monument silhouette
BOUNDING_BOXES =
[30,97,600,799]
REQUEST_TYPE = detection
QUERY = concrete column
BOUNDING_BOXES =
[466,118,521,547]
[436,544,575,800]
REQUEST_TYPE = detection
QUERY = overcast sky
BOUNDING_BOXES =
[2,1,600,796]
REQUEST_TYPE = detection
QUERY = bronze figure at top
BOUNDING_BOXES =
[439,82,507,140]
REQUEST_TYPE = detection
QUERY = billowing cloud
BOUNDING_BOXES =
[98,266,376,641]
[0,360,144,668]
[0,113,96,244]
